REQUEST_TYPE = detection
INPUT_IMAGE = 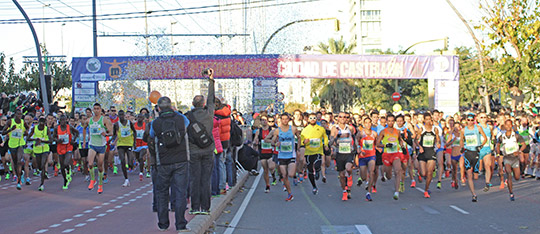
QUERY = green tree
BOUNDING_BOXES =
[20,62,72,99]
[479,0,540,94]
[311,38,361,112]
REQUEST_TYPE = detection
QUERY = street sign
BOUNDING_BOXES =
[392,92,401,101]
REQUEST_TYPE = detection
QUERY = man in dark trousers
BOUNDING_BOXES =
[150,96,191,232]
[187,68,215,215]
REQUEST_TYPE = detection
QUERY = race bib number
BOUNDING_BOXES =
[261,142,272,150]
[136,130,144,140]
[452,138,460,147]
[280,142,293,152]
[59,134,69,144]
[121,128,131,138]
[465,134,478,146]
[363,140,374,151]
[309,138,321,149]
[338,142,352,154]
[386,143,398,153]
[90,126,101,135]
[422,135,435,147]
[11,129,22,138]
[504,141,519,155]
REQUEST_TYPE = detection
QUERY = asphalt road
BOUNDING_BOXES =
[0,168,194,234]
[212,164,540,234]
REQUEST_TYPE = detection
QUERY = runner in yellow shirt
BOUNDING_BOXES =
[300,113,329,195]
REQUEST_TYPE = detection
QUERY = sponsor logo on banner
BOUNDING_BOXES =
[86,58,101,73]
[74,95,96,102]
[81,73,106,81]
[104,59,127,79]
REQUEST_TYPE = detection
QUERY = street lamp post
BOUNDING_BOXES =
[170,21,177,54]
[61,23,66,55]
[261,17,339,54]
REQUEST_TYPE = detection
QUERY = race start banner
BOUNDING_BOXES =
[72,54,459,113]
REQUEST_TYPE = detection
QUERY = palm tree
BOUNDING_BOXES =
[311,37,360,112]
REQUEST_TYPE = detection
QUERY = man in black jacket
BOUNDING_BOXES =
[150,96,191,232]
[187,68,215,215]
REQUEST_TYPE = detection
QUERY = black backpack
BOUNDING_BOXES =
[186,111,213,148]
[159,117,184,148]
[230,120,243,147]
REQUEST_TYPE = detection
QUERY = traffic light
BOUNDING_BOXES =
[44,75,52,103]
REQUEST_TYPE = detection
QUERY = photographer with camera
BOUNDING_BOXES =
[149,96,191,232]
[186,68,215,215]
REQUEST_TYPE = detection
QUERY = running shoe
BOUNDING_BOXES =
[381,175,387,182]
[509,193,515,201]
[342,191,348,201]
[393,192,399,200]
[418,175,423,183]
[63,184,69,190]
[372,186,377,193]
[427,189,431,195]
[312,188,318,195]
[12,175,17,182]
[322,176,327,183]
[271,178,277,186]
[315,171,320,180]
[5,173,10,180]
[88,180,96,190]
[298,173,304,182]
[199,210,210,215]
[26,177,31,185]
[472,195,478,202]
[97,185,103,194]
[499,182,505,189]
[122,179,130,187]
[264,186,270,193]
[410,180,416,188]
[357,178,363,187]
[146,172,151,178]
[139,173,143,181]
[286,193,294,201]
[103,174,109,184]
[188,210,199,215]
[85,175,90,182]
[432,170,437,178]
[347,176,353,188]
[16,183,21,190]
[113,166,118,175]
[347,190,351,199]
[365,193,372,201]
[33,170,39,176]
[424,191,430,198]
[54,164,59,177]
[461,178,466,186]
[436,181,441,189]
[454,181,459,190]
[483,183,490,192]
[451,181,456,189]
[399,182,405,193]
[293,178,298,186]
[38,185,44,191]
[283,185,287,192]
[445,170,450,178]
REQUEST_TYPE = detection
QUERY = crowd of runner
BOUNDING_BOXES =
[1,91,539,205]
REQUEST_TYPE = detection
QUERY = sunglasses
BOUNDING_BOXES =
[467,119,475,121]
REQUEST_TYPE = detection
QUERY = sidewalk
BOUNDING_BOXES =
[186,171,250,234]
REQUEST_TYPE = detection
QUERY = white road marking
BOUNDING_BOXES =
[35,229,48,233]
[129,198,136,202]
[136,196,143,199]
[49,224,61,228]
[74,223,86,227]
[83,210,92,213]
[415,187,425,193]
[450,205,470,215]
[223,169,262,234]
[61,229,74,233]
[62,219,73,223]
[102,202,110,206]
[93,206,102,209]
[110,199,117,202]
[355,225,373,234]
[115,205,123,209]
[73,214,84,218]
[96,213,106,217]
[421,205,440,215]
[86,218,97,222]
[122,202,130,205]
[106,209,115,213]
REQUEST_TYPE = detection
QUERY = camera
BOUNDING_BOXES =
[202,68,213,76]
